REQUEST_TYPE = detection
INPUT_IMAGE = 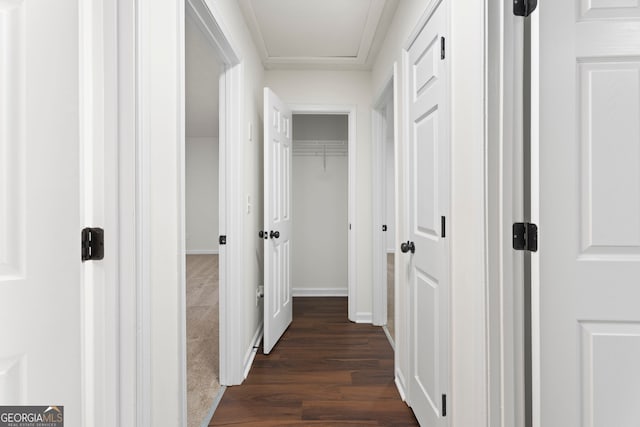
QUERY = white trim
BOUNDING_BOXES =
[288,104,358,323]
[486,1,526,426]
[185,249,219,255]
[243,324,263,379]
[116,0,139,424]
[530,9,541,427]
[79,0,119,424]
[199,386,226,427]
[178,2,187,425]
[395,370,408,402]
[371,70,395,327]
[292,288,348,297]
[354,312,373,323]
[220,62,245,386]
[183,0,245,390]
[135,0,153,424]
[382,325,395,351]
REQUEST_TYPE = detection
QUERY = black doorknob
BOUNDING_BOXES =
[270,230,280,239]
[400,241,415,254]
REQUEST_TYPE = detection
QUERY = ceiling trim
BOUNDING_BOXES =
[355,0,386,65]
[238,0,395,70]
[238,0,270,64]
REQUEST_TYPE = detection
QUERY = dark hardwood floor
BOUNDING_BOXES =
[210,297,419,426]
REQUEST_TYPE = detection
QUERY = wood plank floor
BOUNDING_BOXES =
[210,297,418,426]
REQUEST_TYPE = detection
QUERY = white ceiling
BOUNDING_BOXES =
[186,14,222,138]
[239,0,399,70]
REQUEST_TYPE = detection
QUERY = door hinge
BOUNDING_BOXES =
[81,227,104,262]
[442,394,447,417]
[440,36,446,60]
[441,216,446,238]
[219,235,227,245]
[513,222,538,252]
[382,224,388,232]
[514,0,537,17]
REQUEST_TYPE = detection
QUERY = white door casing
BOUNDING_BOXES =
[263,88,293,355]
[404,0,450,425]
[533,2,640,426]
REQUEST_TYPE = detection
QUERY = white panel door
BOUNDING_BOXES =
[0,0,85,424]
[263,88,293,354]
[405,1,450,425]
[534,1,640,426]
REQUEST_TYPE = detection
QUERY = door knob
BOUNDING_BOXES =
[400,241,415,254]
[270,230,280,239]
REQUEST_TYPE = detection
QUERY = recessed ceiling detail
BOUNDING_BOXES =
[239,0,398,69]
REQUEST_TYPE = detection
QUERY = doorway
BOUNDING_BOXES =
[372,75,397,345]
[262,97,358,351]
[291,114,349,297]
[185,11,223,427]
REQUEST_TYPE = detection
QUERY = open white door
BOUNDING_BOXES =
[0,1,100,424]
[263,88,293,354]
[533,2,640,426]
[404,1,450,425]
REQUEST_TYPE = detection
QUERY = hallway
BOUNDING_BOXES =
[210,298,417,426]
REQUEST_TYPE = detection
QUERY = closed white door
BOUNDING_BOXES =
[0,0,86,424]
[533,2,640,426]
[263,88,293,354]
[404,1,450,425]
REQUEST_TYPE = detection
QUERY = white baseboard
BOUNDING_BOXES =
[382,325,395,350]
[242,324,263,379]
[354,311,372,323]
[186,249,219,255]
[292,287,348,297]
[395,370,408,402]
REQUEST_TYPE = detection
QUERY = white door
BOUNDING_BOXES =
[533,2,640,427]
[0,0,89,424]
[263,88,293,354]
[404,1,450,425]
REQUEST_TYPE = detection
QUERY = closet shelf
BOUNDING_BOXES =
[292,139,348,157]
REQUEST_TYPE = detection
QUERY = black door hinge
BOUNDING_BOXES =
[382,224,388,232]
[442,394,447,417]
[514,0,537,17]
[219,235,227,245]
[441,216,446,238]
[440,36,445,60]
[81,227,104,262]
[513,222,538,252]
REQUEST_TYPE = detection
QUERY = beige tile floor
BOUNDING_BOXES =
[186,254,220,427]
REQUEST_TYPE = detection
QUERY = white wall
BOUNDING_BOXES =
[203,0,266,383]
[185,137,219,253]
[372,0,488,425]
[292,115,348,295]
[263,70,373,320]
[141,0,265,423]
[385,104,396,252]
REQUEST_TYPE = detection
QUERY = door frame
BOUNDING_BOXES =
[486,1,527,426]
[289,104,358,322]
[371,67,398,329]
[183,0,246,388]
[118,0,246,424]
